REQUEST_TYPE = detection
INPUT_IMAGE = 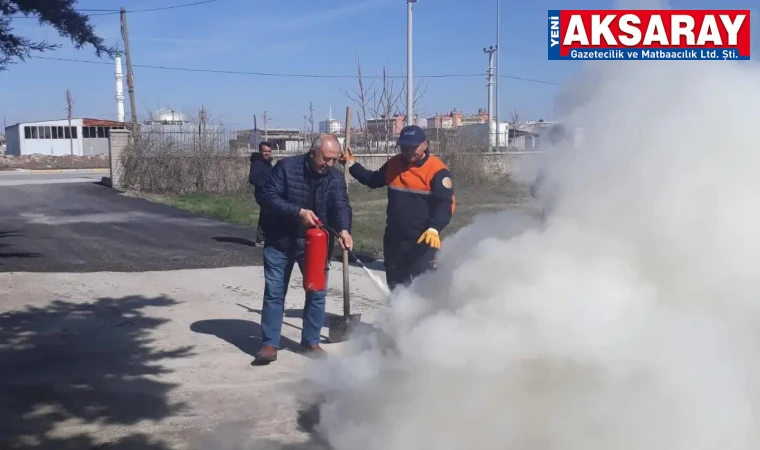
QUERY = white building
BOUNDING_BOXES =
[4,118,130,156]
[318,104,343,134]
[318,118,343,134]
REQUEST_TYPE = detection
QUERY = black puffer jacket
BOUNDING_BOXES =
[249,152,272,204]
[259,153,352,257]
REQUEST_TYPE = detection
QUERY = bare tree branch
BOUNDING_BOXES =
[65,88,74,156]
[367,66,403,153]
[398,71,428,122]
[341,55,375,152]
[507,110,524,149]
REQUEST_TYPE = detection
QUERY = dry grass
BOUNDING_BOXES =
[120,126,534,255]
[0,154,109,170]
[118,127,248,194]
[153,182,530,256]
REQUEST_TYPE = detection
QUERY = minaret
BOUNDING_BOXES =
[115,50,125,122]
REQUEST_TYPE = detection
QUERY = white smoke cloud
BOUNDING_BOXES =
[303,57,760,450]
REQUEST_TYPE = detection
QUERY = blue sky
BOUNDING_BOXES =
[0,0,755,129]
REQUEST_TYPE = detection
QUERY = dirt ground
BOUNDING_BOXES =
[0,154,109,170]
[0,263,387,449]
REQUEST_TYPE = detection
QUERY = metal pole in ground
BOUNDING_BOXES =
[484,46,496,152]
[406,0,416,126]
[495,0,500,151]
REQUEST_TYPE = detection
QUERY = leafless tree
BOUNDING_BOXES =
[369,66,403,153]
[508,110,521,128]
[398,72,428,123]
[65,89,74,157]
[343,55,375,152]
[120,106,246,193]
[506,110,523,148]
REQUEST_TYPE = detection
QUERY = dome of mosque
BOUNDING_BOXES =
[151,108,187,123]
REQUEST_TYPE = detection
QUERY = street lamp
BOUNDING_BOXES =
[406,0,417,126]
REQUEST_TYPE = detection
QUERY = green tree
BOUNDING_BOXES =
[0,0,115,70]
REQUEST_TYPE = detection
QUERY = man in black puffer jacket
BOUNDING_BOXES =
[249,141,273,244]
[254,133,353,364]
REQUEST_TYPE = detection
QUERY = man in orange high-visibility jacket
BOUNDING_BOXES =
[339,125,455,291]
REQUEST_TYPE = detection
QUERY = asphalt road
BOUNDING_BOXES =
[0,179,263,272]
[0,171,105,186]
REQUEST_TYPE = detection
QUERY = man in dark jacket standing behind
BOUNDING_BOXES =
[249,141,273,244]
[254,134,353,364]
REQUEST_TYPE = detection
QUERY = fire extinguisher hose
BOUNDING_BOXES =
[319,224,391,297]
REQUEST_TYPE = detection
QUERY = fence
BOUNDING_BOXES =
[244,122,557,155]
[340,151,541,178]
[137,124,242,153]
[113,126,546,194]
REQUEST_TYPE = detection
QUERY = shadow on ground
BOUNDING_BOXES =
[190,319,301,358]
[209,236,384,269]
[212,236,257,247]
[0,230,41,260]
[0,295,193,449]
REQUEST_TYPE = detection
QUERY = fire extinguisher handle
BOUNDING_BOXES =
[321,224,339,239]
[321,223,360,258]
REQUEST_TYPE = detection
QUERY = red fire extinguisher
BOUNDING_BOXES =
[303,224,328,292]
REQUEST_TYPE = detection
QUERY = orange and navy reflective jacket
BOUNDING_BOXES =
[349,151,455,242]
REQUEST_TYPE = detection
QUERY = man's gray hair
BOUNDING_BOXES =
[310,133,336,152]
[310,135,323,152]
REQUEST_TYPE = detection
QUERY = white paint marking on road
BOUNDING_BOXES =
[19,211,228,226]
[0,177,100,186]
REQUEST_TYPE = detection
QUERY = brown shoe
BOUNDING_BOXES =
[300,344,327,359]
[253,345,278,365]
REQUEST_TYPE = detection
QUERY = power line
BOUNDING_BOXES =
[30,55,561,85]
[8,0,221,18]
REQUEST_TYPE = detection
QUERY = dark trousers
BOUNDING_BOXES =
[383,237,438,291]
[255,201,266,243]
[256,209,266,242]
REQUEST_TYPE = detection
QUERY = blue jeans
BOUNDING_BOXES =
[261,242,328,348]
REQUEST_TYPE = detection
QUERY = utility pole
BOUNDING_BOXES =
[484,45,496,152]
[495,0,500,151]
[406,0,416,126]
[65,89,74,157]
[303,115,308,146]
[199,105,207,132]
[308,102,314,135]
[252,114,258,150]
[120,7,138,140]
[262,111,269,141]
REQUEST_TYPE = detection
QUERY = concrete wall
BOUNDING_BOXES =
[108,129,130,188]
[82,138,109,155]
[270,151,544,183]
[346,152,543,178]
[5,125,20,156]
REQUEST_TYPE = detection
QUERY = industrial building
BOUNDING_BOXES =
[3,49,131,156]
[4,118,130,156]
